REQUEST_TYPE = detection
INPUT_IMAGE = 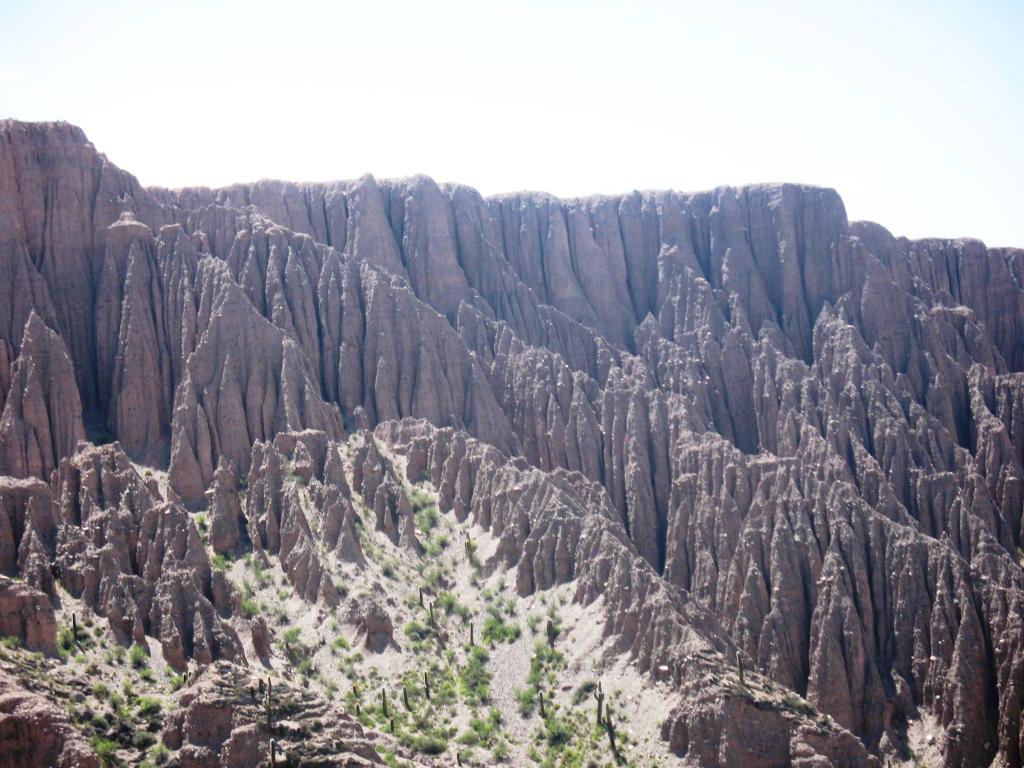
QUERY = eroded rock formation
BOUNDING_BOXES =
[1,118,1023,766]
[0,665,98,768]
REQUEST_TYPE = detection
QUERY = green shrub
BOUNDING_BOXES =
[109,692,127,717]
[137,696,162,718]
[517,686,538,717]
[527,642,564,687]
[399,731,449,755]
[148,742,171,766]
[241,597,258,618]
[404,620,433,642]
[456,730,480,746]
[459,646,491,703]
[464,538,480,569]
[491,738,510,761]
[129,643,148,668]
[543,715,572,747]
[572,679,598,705]
[415,504,438,533]
[483,610,520,644]
[91,736,119,767]
[132,731,156,750]
[462,708,502,747]
[57,625,76,655]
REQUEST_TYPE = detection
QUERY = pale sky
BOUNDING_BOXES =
[2,0,1022,245]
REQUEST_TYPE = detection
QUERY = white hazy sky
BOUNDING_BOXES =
[2,0,1022,245]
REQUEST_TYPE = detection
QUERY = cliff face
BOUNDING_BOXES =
[0,119,1022,767]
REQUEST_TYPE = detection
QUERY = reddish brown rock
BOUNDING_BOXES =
[162,661,387,767]
[343,597,395,653]
[206,458,246,555]
[53,442,242,670]
[0,666,98,767]
[0,312,85,479]
[0,576,56,654]
[1,119,1023,766]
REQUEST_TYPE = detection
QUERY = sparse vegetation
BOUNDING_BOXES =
[0,451,645,768]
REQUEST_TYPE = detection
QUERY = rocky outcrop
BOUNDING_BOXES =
[0,312,85,479]
[342,598,394,653]
[375,419,878,766]
[206,459,246,555]
[167,258,345,502]
[243,434,344,604]
[0,475,53,579]
[0,576,56,654]
[53,443,243,670]
[0,120,171,417]
[0,666,98,768]
[162,660,387,767]
[2,119,1024,766]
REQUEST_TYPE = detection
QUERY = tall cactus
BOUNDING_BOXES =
[264,678,273,732]
[593,681,605,725]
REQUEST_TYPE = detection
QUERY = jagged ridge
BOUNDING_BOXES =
[1,119,1023,767]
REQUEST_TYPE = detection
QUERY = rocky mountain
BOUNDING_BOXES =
[0,118,1022,767]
